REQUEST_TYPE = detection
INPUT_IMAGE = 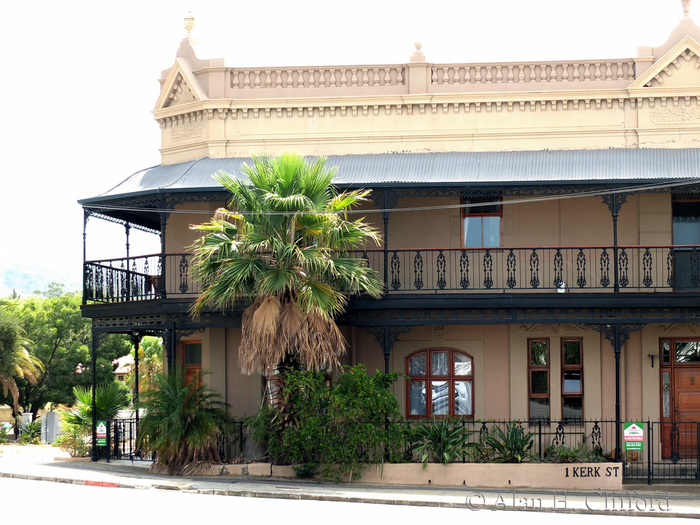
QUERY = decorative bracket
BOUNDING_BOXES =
[591,323,645,352]
[601,192,629,216]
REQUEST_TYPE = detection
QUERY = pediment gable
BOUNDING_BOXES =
[630,36,700,91]
[154,59,205,111]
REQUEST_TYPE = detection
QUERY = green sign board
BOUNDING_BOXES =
[96,420,107,447]
[623,422,643,451]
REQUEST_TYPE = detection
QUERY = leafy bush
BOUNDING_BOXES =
[410,418,476,468]
[544,442,605,463]
[249,365,404,482]
[482,421,534,463]
[0,427,8,444]
[53,424,91,457]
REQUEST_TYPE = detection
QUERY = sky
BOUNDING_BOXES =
[0,0,688,292]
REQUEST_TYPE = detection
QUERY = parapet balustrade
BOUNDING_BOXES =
[83,245,700,304]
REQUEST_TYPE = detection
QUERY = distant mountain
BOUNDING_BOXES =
[0,262,81,298]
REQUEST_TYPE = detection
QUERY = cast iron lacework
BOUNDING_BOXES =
[667,249,675,287]
[553,249,564,287]
[576,249,587,288]
[553,422,566,446]
[459,251,470,289]
[436,250,447,290]
[391,252,401,290]
[591,421,602,451]
[643,248,653,288]
[179,255,189,293]
[529,249,540,288]
[413,251,424,290]
[600,249,610,287]
[506,250,517,288]
[619,248,629,288]
[483,250,493,289]
[692,250,700,287]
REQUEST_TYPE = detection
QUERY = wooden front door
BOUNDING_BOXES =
[660,339,700,460]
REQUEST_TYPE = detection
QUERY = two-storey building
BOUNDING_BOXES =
[81,4,700,477]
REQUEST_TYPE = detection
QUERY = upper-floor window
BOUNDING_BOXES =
[406,348,473,418]
[462,196,501,247]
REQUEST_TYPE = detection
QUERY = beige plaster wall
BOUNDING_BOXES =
[225,327,263,419]
[165,202,223,253]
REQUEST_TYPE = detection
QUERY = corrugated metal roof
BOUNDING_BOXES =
[80,149,700,203]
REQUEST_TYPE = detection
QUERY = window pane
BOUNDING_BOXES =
[662,372,671,419]
[530,398,549,421]
[432,352,449,375]
[184,343,202,365]
[661,341,670,365]
[530,342,548,366]
[563,397,583,423]
[454,353,472,376]
[673,202,700,244]
[563,370,581,393]
[463,217,482,248]
[563,341,581,365]
[455,381,472,415]
[409,353,426,375]
[675,341,700,363]
[482,216,501,247]
[531,371,548,394]
[409,381,426,415]
[431,381,449,415]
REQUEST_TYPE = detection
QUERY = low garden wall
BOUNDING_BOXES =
[226,461,623,491]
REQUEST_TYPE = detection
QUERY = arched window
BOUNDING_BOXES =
[406,348,473,418]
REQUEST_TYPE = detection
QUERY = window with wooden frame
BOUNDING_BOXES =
[462,196,502,248]
[561,339,583,423]
[406,349,473,418]
[528,339,550,422]
[182,341,202,387]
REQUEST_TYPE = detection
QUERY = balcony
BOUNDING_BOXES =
[83,246,700,305]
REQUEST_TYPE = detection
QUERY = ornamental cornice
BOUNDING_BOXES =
[153,91,700,127]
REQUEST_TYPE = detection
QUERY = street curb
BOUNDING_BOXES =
[0,469,696,518]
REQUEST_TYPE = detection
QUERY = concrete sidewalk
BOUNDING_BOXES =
[1,445,699,517]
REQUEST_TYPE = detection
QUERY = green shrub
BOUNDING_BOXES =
[410,418,476,468]
[54,424,91,457]
[18,419,41,445]
[482,421,534,463]
[544,442,605,463]
[248,365,404,482]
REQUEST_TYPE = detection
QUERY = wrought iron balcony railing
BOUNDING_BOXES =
[83,245,700,304]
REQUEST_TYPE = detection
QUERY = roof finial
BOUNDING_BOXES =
[184,11,195,38]
[682,0,691,18]
[411,42,425,63]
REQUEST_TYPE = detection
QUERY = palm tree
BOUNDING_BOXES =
[190,151,383,375]
[0,309,43,412]
[136,369,236,475]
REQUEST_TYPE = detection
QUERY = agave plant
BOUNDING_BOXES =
[136,369,236,475]
[410,418,477,468]
[483,421,534,463]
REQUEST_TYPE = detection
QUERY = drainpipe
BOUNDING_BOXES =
[91,327,98,462]
[383,191,390,293]
[614,324,622,462]
[83,211,89,305]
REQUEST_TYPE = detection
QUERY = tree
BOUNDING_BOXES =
[0,308,43,412]
[1,291,131,418]
[190,151,383,375]
[124,336,163,394]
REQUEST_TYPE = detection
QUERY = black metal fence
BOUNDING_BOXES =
[98,419,245,463]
